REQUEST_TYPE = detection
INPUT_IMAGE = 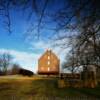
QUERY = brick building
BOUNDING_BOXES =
[38,50,60,75]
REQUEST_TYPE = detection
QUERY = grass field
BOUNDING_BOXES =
[0,75,100,100]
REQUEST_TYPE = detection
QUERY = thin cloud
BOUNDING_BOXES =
[0,38,70,73]
[29,40,70,65]
[0,48,40,73]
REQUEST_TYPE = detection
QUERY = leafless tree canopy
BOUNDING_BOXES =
[0,0,100,70]
[0,0,99,34]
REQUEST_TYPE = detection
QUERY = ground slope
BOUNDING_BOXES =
[0,75,100,100]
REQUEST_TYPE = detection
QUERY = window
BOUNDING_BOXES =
[48,67,50,71]
[48,61,50,65]
[48,56,50,59]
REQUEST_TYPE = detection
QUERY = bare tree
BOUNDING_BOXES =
[62,48,80,74]
[0,53,12,74]
[0,0,99,37]
[11,63,20,75]
[0,0,100,70]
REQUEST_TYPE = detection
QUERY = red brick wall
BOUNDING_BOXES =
[38,50,60,74]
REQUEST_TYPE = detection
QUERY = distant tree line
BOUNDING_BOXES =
[0,53,34,76]
[11,64,34,76]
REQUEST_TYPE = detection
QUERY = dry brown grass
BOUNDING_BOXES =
[0,75,99,100]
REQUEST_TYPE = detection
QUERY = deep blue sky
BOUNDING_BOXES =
[0,0,69,72]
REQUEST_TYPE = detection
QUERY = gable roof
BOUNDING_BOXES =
[39,49,59,61]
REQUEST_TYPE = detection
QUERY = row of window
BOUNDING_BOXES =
[41,67,56,71]
[48,55,50,65]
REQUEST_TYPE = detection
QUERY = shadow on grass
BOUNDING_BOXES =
[30,78,100,99]
[74,85,100,99]
[0,77,100,99]
[30,79,86,97]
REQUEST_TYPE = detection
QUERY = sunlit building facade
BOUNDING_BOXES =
[38,50,60,75]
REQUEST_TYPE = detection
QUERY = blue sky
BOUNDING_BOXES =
[0,0,70,73]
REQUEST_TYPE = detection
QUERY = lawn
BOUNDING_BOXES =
[0,75,100,100]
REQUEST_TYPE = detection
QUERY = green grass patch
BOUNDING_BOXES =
[0,75,100,100]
